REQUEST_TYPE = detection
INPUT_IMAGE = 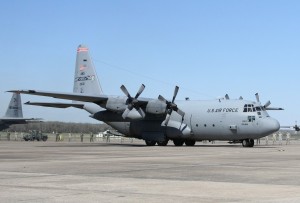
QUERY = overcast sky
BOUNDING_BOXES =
[1,0,299,125]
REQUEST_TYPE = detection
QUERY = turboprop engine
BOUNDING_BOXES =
[105,97,127,113]
[145,100,167,114]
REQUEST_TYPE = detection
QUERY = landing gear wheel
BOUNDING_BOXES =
[242,139,254,147]
[242,139,249,147]
[157,139,169,146]
[185,140,196,146]
[145,140,156,146]
[173,139,184,146]
[249,139,254,147]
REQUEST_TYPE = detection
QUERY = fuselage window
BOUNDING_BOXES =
[248,116,256,122]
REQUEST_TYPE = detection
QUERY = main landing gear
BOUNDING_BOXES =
[173,139,196,146]
[145,139,169,146]
[242,139,254,147]
[144,139,196,146]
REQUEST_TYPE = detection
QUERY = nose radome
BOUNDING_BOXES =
[264,118,280,135]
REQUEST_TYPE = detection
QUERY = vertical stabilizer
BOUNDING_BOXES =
[5,93,23,118]
[73,45,103,96]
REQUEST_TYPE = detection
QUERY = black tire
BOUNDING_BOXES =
[185,140,196,146]
[249,139,254,147]
[157,139,169,146]
[242,139,249,147]
[173,139,184,146]
[145,140,156,146]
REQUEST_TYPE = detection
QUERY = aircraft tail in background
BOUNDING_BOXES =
[5,93,23,118]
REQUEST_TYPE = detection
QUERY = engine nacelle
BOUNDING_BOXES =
[146,100,167,115]
[105,97,127,112]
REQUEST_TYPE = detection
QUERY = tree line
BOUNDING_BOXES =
[5,121,113,134]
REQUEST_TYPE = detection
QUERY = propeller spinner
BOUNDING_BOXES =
[158,86,185,126]
[120,84,146,119]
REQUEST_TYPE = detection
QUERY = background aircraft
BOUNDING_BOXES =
[0,93,41,131]
[9,45,283,147]
[281,121,300,133]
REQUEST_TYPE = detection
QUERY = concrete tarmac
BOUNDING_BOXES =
[1,140,300,203]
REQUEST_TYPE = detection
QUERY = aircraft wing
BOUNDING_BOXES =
[8,89,151,111]
[25,101,84,109]
[8,90,109,105]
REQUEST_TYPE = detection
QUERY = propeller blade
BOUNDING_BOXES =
[225,94,229,100]
[122,108,131,119]
[239,96,243,100]
[172,86,179,103]
[264,100,271,108]
[135,84,145,99]
[255,93,260,103]
[120,85,131,98]
[137,108,145,118]
[176,108,185,118]
[158,95,167,103]
[164,114,171,126]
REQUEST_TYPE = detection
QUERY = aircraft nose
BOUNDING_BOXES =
[263,118,280,135]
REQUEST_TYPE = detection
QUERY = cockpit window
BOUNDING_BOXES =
[244,104,267,113]
[243,104,255,112]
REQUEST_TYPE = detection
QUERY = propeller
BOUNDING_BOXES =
[255,93,260,103]
[293,121,300,131]
[120,84,145,119]
[255,93,271,109]
[225,94,230,100]
[158,86,185,126]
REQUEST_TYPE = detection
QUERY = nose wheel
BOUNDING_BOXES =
[242,139,254,147]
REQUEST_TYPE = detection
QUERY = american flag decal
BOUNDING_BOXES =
[79,65,87,71]
[77,47,88,52]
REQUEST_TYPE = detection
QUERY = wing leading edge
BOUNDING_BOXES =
[8,90,109,105]
[25,101,84,109]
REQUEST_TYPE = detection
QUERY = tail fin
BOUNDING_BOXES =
[73,45,103,96]
[5,93,23,118]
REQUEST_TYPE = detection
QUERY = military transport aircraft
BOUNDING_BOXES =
[8,45,283,147]
[0,93,40,131]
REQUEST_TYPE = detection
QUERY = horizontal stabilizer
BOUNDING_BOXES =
[0,117,42,125]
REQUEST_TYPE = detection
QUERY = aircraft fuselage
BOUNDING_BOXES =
[90,98,280,142]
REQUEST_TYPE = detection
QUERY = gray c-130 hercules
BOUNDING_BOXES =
[8,45,283,147]
[0,93,41,131]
